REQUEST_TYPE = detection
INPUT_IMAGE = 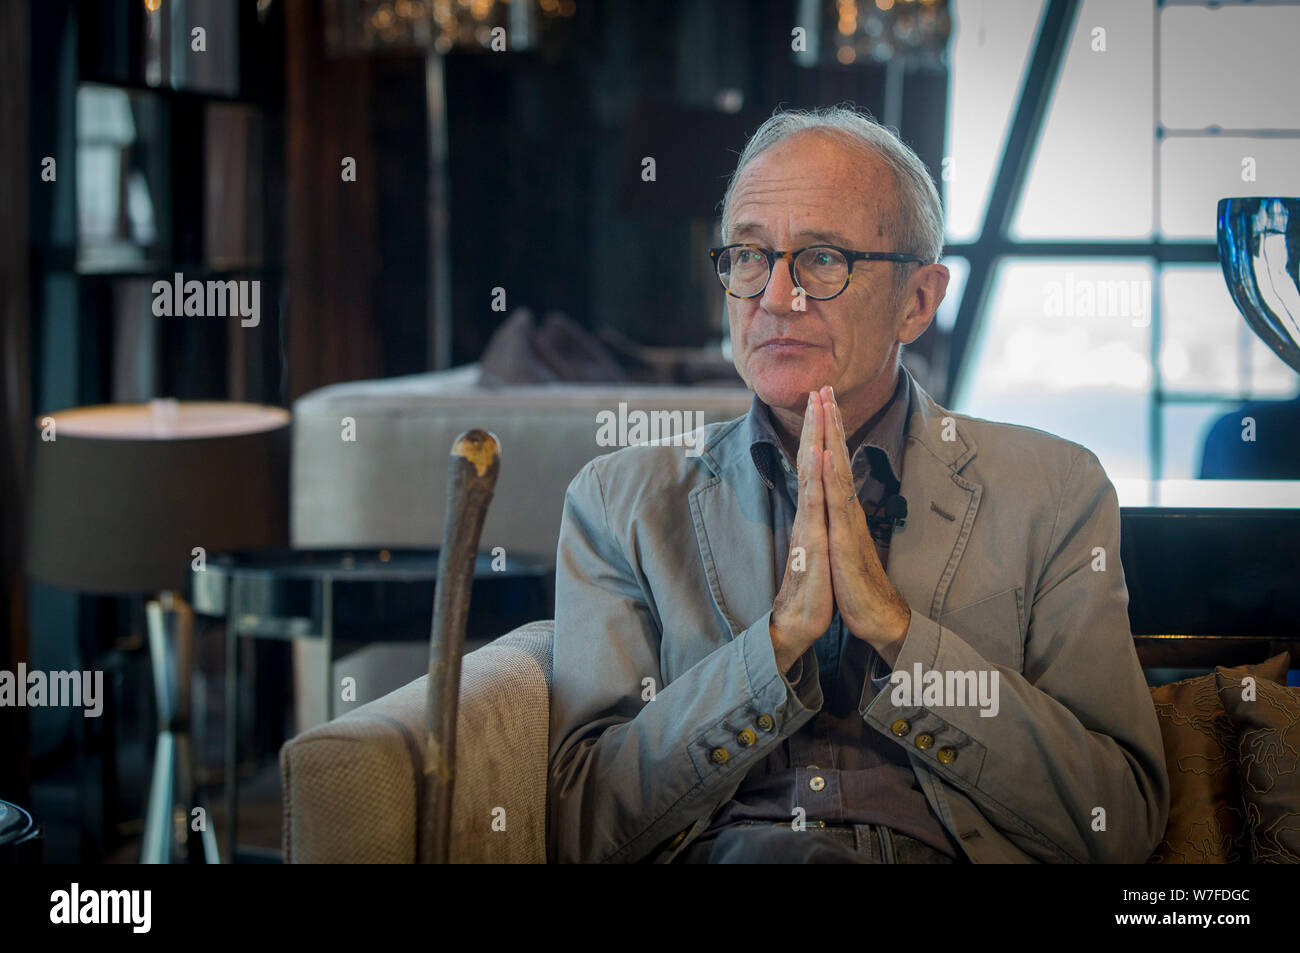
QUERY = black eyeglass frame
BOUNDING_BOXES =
[708,243,926,300]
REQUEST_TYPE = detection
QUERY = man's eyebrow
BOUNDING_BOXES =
[728,225,859,247]
[799,230,857,247]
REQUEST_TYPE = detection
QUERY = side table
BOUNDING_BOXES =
[190,546,552,862]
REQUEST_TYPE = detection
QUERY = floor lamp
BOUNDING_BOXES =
[26,400,289,863]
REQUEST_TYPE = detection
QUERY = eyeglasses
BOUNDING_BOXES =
[708,243,925,301]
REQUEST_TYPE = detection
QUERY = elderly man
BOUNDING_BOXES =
[547,106,1169,864]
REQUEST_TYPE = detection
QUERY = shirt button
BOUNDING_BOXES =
[937,747,957,765]
[756,713,775,732]
[914,733,934,751]
[736,729,757,747]
[890,718,911,737]
[809,776,826,792]
[710,747,730,764]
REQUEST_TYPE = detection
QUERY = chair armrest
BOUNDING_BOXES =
[281,620,554,863]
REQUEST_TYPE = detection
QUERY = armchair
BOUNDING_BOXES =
[280,621,552,864]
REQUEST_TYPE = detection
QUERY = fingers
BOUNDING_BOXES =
[792,392,827,546]
[821,448,853,525]
[797,392,822,502]
[818,387,856,507]
[805,435,825,513]
[822,385,846,449]
[800,392,821,512]
[821,427,883,581]
[797,390,822,473]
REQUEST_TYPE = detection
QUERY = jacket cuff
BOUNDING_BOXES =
[687,612,823,784]
[859,611,988,788]
[856,627,912,709]
[867,649,893,691]
[744,610,822,716]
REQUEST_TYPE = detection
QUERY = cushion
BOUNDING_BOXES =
[479,309,628,386]
[1216,665,1300,863]
[1147,652,1290,863]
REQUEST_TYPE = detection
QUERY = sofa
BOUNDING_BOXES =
[280,620,1298,864]
[291,362,753,558]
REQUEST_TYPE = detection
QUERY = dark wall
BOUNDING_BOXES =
[444,0,950,361]
[1,0,32,803]
[284,0,428,398]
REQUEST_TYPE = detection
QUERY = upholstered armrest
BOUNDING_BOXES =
[281,620,554,863]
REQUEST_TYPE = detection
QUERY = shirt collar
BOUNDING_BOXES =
[746,369,910,492]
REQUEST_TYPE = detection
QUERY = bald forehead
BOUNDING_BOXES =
[727,130,899,245]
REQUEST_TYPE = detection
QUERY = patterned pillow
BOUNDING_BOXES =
[1147,653,1291,863]
[1215,666,1300,863]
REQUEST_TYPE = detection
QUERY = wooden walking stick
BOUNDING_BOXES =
[419,429,501,864]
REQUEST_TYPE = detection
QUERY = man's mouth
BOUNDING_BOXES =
[757,337,819,350]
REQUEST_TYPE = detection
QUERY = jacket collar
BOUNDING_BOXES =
[699,364,978,482]
[690,364,983,637]
[745,367,912,493]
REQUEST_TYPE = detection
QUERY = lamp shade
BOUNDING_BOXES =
[27,401,290,594]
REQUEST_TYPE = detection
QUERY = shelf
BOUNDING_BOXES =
[78,77,269,108]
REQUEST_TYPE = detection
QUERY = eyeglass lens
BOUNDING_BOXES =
[717,247,850,299]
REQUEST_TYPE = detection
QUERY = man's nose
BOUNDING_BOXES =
[759,256,801,316]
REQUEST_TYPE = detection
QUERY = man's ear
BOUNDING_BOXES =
[898,263,949,345]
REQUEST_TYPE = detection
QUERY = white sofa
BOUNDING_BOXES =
[291,363,753,559]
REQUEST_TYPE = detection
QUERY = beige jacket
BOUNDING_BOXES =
[547,365,1169,863]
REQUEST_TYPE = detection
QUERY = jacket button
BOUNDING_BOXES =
[756,713,775,731]
[710,747,730,764]
[736,729,757,747]
[914,733,934,750]
[937,747,957,765]
[890,719,911,737]
[809,775,826,792]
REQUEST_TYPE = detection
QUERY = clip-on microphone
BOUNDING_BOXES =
[864,448,907,536]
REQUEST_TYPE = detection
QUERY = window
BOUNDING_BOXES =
[945,0,1300,481]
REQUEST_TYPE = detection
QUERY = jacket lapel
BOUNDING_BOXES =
[689,418,777,638]
[690,365,983,639]
[886,367,983,620]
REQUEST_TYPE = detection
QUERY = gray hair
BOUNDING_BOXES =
[720,105,945,297]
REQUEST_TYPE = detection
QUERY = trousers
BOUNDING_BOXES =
[675,820,961,864]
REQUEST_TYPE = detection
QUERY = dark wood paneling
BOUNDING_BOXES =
[284,0,384,400]
[1,0,31,798]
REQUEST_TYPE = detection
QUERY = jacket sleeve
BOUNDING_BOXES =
[547,460,822,863]
[862,447,1169,863]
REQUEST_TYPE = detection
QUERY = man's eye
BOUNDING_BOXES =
[736,249,763,264]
